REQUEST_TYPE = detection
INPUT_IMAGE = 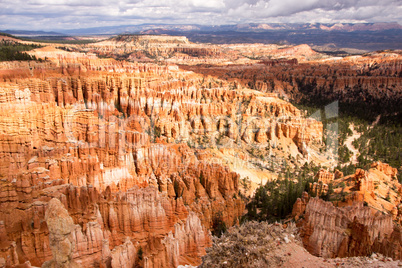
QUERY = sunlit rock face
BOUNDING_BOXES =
[294,163,402,260]
[42,198,82,268]
[181,50,402,121]
[0,37,329,267]
[2,33,401,266]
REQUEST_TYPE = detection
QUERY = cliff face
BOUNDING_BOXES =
[0,149,237,267]
[299,198,394,258]
[0,161,227,267]
[182,51,402,120]
[79,36,238,65]
[0,42,322,267]
[42,198,82,268]
[294,163,402,260]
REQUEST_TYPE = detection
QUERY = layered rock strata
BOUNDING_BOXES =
[0,43,324,267]
[294,163,402,260]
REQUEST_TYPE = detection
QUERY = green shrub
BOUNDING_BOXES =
[212,212,227,238]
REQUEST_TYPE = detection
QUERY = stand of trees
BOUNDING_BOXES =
[335,115,401,182]
[242,105,401,223]
[242,163,321,223]
[294,102,401,182]
[0,40,43,61]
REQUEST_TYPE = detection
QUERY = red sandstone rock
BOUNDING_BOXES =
[110,238,137,268]
[0,39,338,268]
[42,198,81,268]
[315,169,334,184]
[298,197,394,258]
[371,161,398,179]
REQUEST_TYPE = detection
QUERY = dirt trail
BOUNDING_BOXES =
[344,124,361,165]
[372,115,381,127]
[343,115,380,165]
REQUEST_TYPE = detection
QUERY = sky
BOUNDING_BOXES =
[0,0,401,31]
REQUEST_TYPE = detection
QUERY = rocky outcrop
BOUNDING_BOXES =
[201,218,402,268]
[293,161,402,260]
[0,220,19,267]
[78,35,232,65]
[371,161,398,179]
[182,51,402,120]
[291,192,309,220]
[298,197,394,259]
[42,198,81,268]
[294,162,402,261]
[354,168,374,192]
[315,169,334,184]
[110,238,137,268]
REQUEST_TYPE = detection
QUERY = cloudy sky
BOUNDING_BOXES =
[1,0,401,30]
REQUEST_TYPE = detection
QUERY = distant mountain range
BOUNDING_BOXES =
[59,22,402,35]
[0,29,65,37]
[2,22,402,51]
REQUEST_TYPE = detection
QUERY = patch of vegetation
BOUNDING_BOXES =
[241,96,252,108]
[336,119,401,182]
[0,32,17,38]
[211,212,227,238]
[242,163,320,223]
[215,132,225,146]
[338,144,352,163]
[22,37,96,44]
[0,40,43,61]
[294,102,401,180]
[353,123,401,169]
[137,246,143,261]
[201,221,300,267]
[153,125,161,138]
[135,246,144,268]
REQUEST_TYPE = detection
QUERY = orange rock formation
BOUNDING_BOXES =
[294,162,402,260]
[0,40,322,267]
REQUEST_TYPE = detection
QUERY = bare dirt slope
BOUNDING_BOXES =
[200,221,402,268]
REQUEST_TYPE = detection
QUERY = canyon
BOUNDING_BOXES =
[0,36,324,267]
[0,34,400,267]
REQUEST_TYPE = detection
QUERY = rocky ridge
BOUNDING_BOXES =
[182,50,402,120]
[293,162,402,260]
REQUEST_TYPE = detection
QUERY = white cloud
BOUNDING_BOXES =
[0,0,400,30]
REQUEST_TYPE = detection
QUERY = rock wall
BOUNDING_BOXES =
[298,197,394,258]
[42,198,82,268]
[294,163,402,260]
[182,52,402,119]
[295,195,402,260]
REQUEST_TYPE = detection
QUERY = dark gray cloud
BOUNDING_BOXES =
[0,0,401,30]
